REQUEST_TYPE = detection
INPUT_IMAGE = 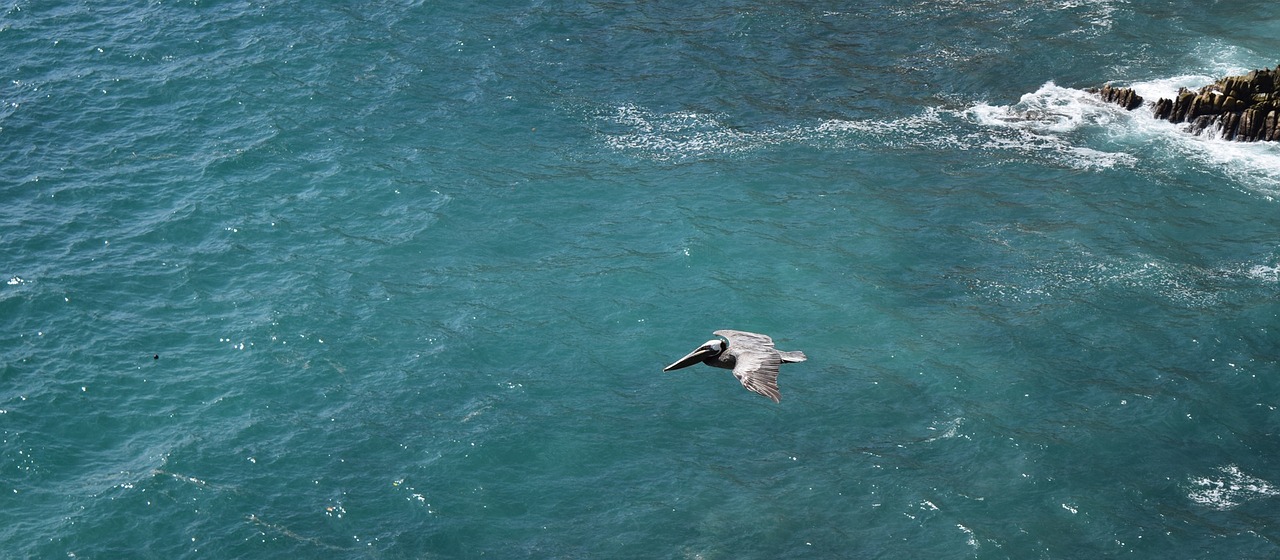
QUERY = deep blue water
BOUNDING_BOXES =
[3,1,1280,558]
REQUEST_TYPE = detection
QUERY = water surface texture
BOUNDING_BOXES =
[3,1,1280,557]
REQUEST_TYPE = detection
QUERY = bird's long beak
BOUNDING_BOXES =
[664,345,718,372]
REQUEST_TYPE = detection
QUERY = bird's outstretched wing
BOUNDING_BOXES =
[714,330,783,402]
[730,350,783,402]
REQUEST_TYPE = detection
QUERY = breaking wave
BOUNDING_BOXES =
[598,98,1136,171]
[601,75,1280,196]
[1188,465,1280,510]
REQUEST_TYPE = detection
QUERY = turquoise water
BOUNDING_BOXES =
[3,1,1280,557]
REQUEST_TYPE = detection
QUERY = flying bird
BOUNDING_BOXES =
[663,330,807,403]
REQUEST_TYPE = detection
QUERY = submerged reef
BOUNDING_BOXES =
[1091,65,1280,142]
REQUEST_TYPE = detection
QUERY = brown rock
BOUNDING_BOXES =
[1093,84,1144,110]
[1237,109,1255,141]
[1220,112,1240,140]
[1171,89,1195,123]
[1137,64,1280,141]
[1153,97,1173,120]
[1189,115,1216,136]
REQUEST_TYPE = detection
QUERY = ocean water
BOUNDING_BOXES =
[3,0,1280,557]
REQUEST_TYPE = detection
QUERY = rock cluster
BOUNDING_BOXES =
[1094,83,1143,110]
[1093,65,1280,142]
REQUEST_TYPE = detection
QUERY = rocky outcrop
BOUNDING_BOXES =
[1093,65,1280,142]
[1093,84,1143,110]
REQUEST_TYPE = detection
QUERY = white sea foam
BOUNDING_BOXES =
[974,79,1280,198]
[1188,465,1280,510]
[957,523,979,549]
[1186,40,1266,81]
[1245,264,1280,283]
[1115,74,1280,198]
[969,82,1120,134]
[600,104,780,161]
[1125,74,1217,106]
[923,417,969,442]
[600,100,1133,170]
[602,74,1280,186]
[1181,138,1280,200]
[966,83,1142,169]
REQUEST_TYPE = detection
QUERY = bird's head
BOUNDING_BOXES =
[663,339,726,371]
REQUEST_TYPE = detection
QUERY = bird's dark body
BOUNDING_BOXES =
[702,354,735,370]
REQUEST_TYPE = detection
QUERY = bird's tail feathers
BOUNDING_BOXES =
[780,350,807,363]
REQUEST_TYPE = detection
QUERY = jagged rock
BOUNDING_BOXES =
[1091,65,1280,141]
[1091,84,1144,110]
[1220,112,1240,139]
[1237,107,1263,141]
[1152,97,1173,120]
[1189,115,1215,136]
[1171,89,1195,122]
[1152,65,1280,141]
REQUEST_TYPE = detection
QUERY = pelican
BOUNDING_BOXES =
[663,330,807,403]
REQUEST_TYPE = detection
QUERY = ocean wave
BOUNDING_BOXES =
[969,236,1280,314]
[965,82,1141,169]
[968,82,1129,135]
[1244,264,1280,283]
[1179,138,1280,200]
[601,73,1280,192]
[598,100,1135,170]
[974,79,1280,198]
[888,0,1124,35]
[969,252,1226,309]
[598,104,777,161]
[1122,73,1280,198]
[1188,464,1280,510]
